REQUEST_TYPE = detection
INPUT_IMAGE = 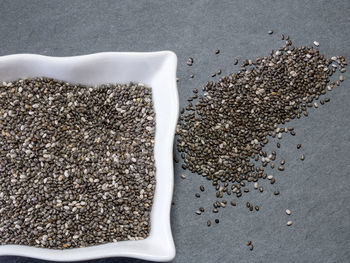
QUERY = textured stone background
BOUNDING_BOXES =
[0,0,349,262]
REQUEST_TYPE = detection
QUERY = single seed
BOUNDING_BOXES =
[274,191,280,195]
[187,57,193,66]
[313,41,320,47]
[234,59,238,65]
[255,206,259,211]
[211,73,216,77]
[195,210,201,215]
[215,49,220,54]
[207,220,211,227]
[300,154,305,161]
[297,144,301,149]
[259,187,264,193]
[230,201,236,206]
[246,241,252,246]
[215,219,219,224]
[180,174,186,179]
[195,193,200,198]
[249,206,253,211]
[287,221,293,226]
[278,165,285,171]
[190,74,194,79]
[277,142,281,148]
[217,69,222,75]
[199,207,205,212]
[268,30,273,35]
[280,160,285,165]
[286,209,291,215]
[246,202,251,208]
[249,244,254,251]
[200,185,205,192]
[339,75,344,82]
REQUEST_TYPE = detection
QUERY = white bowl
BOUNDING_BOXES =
[0,51,178,262]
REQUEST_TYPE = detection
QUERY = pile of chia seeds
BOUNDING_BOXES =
[176,34,347,235]
[0,78,156,249]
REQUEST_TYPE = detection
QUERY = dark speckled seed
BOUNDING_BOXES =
[215,219,219,224]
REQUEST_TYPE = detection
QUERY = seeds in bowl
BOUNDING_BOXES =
[0,78,156,249]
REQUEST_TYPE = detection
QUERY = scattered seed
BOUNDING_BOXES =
[187,57,193,66]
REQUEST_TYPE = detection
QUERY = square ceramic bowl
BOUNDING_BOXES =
[0,51,178,262]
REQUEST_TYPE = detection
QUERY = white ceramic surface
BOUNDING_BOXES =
[0,51,178,262]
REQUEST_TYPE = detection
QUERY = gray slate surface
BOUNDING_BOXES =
[0,0,349,262]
